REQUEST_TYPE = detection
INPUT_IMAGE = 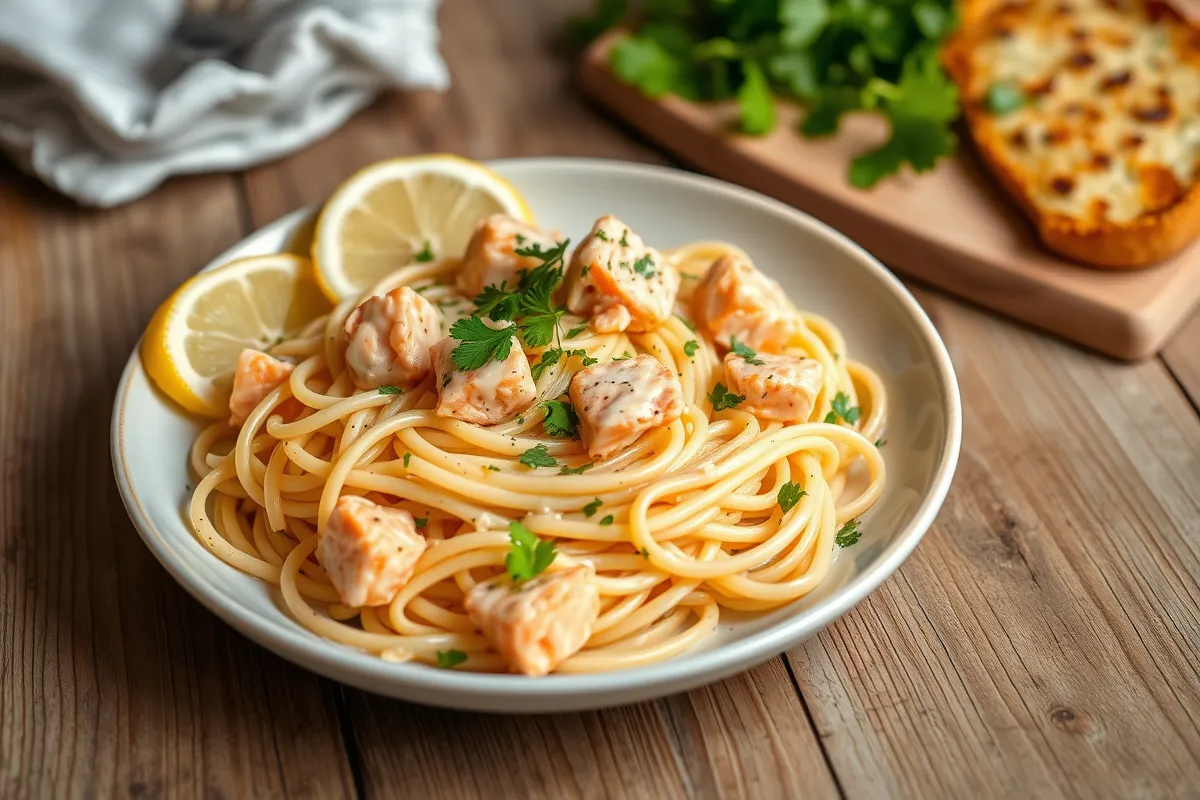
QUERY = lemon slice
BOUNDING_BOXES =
[141,254,330,418]
[311,154,532,302]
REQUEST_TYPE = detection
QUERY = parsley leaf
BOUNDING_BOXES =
[613,351,634,361]
[486,464,501,471]
[530,349,563,381]
[780,0,829,50]
[541,400,579,438]
[403,452,411,468]
[560,463,594,475]
[595,229,609,241]
[566,322,589,339]
[610,34,682,99]
[583,498,603,517]
[984,81,1024,116]
[683,340,699,357]
[518,444,557,469]
[737,60,775,135]
[619,229,629,247]
[875,439,887,448]
[599,515,615,526]
[378,385,403,395]
[505,521,557,582]
[777,482,807,514]
[835,520,862,548]
[829,392,861,424]
[449,317,517,371]
[415,241,435,262]
[473,282,521,321]
[435,649,468,669]
[729,336,763,365]
[632,253,657,279]
[414,516,428,529]
[639,547,650,558]
[707,382,745,412]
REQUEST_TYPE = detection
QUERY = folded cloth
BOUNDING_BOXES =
[0,0,449,207]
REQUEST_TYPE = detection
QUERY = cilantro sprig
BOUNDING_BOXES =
[572,0,961,188]
[506,521,557,582]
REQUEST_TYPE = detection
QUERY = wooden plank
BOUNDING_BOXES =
[577,31,1200,360]
[787,288,1200,798]
[1162,311,1200,411]
[237,1,840,797]
[0,170,356,798]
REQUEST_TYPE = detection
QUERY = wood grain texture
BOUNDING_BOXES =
[1162,312,1200,410]
[0,171,357,798]
[578,32,1200,360]
[789,288,1200,798]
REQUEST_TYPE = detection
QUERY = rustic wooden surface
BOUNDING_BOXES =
[2,1,1198,797]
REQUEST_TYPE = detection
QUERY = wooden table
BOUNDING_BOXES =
[3,2,1199,797]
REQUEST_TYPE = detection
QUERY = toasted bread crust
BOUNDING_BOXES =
[944,0,1200,269]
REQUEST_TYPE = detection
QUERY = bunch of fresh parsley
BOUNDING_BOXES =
[570,0,960,188]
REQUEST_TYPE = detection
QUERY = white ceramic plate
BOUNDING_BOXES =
[111,158,961,713]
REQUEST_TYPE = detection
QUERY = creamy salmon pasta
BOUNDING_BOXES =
[185,212,887,676]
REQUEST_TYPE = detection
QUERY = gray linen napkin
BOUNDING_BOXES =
[0,0,448,207]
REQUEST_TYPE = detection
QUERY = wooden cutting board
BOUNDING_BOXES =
[579,32,1200,360]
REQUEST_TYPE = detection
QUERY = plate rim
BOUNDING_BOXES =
[110,156,962,711]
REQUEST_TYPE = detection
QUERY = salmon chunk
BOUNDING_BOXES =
[569,355,684,460]
[317,496,427,608]
[723,352,823,423]
[229,349,295,426]
[464,565,600,676]
[430,333,537,426]
[455,214,561,298]
[565,215,680,333]
[692,253,795,352]
[343,286,441,390]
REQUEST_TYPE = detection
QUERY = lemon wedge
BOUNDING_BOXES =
[311,154,532,302]
[141,254,330,418]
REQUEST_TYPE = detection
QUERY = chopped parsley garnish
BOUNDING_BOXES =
[835,520,862,548]
[730,336,763,365]
[414,516,428,529]
[414,241,435,262]
[560,462,594,475]
[518,444,557,469]
[613,351,633,361]
[985,82,1025,116]
[515,233,526,244]
[639,547,650,558]
[378,385,403,395]
[506,521,556,582]
[632,253,657,278]
[827,392,861,425]
[875,439,887,448]
[472,282,521,321]
[566,322,588,339]
[595,229,609,241]
[683,340,699,357]
[403,453,412,468]
[777,482,806,514]
[532,348,598,381]
[448,317,517,370]
[599,515,614,526]
[435,649,468,669]
[676,314,696,333]
[619,229,629,246]
[486,465,501,471]
[707,383,745,412]
[582,498,603,517]
[540,400,579,438]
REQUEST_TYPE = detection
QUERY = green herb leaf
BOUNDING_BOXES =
[505,521,557,582]
[566,0,627,47]
[707,382,745,412]
[780,0,828,50]
[800,86,862,138]
[639,547,650,558]
[737,60,775,135]
[435,649,468,669]
[473,282,521,321]
[830,391,861,424]
[583,498,603,517]
[414,515,428,529]
[835,520,862,547]
[560,463,594,475]
[730,336,763,365]
[631,253,658,279]
[675,314,696,333]
[487,464,501,471]
[613,351,634,361]
[518,444,557,469]
[768,51,819,100]
[610,35,683,98]
[530,348,564,382]
[683,340,699,357]
[415,241,435,262]
[541,400,579,438]
[777,482,807,514]
[984,81,1025,116]
[566,322,589,339]
[875,439,887,448]
[449,317,517,371]
[378,385,403,395]
[599,515,615,526]
[403,452,412,468]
